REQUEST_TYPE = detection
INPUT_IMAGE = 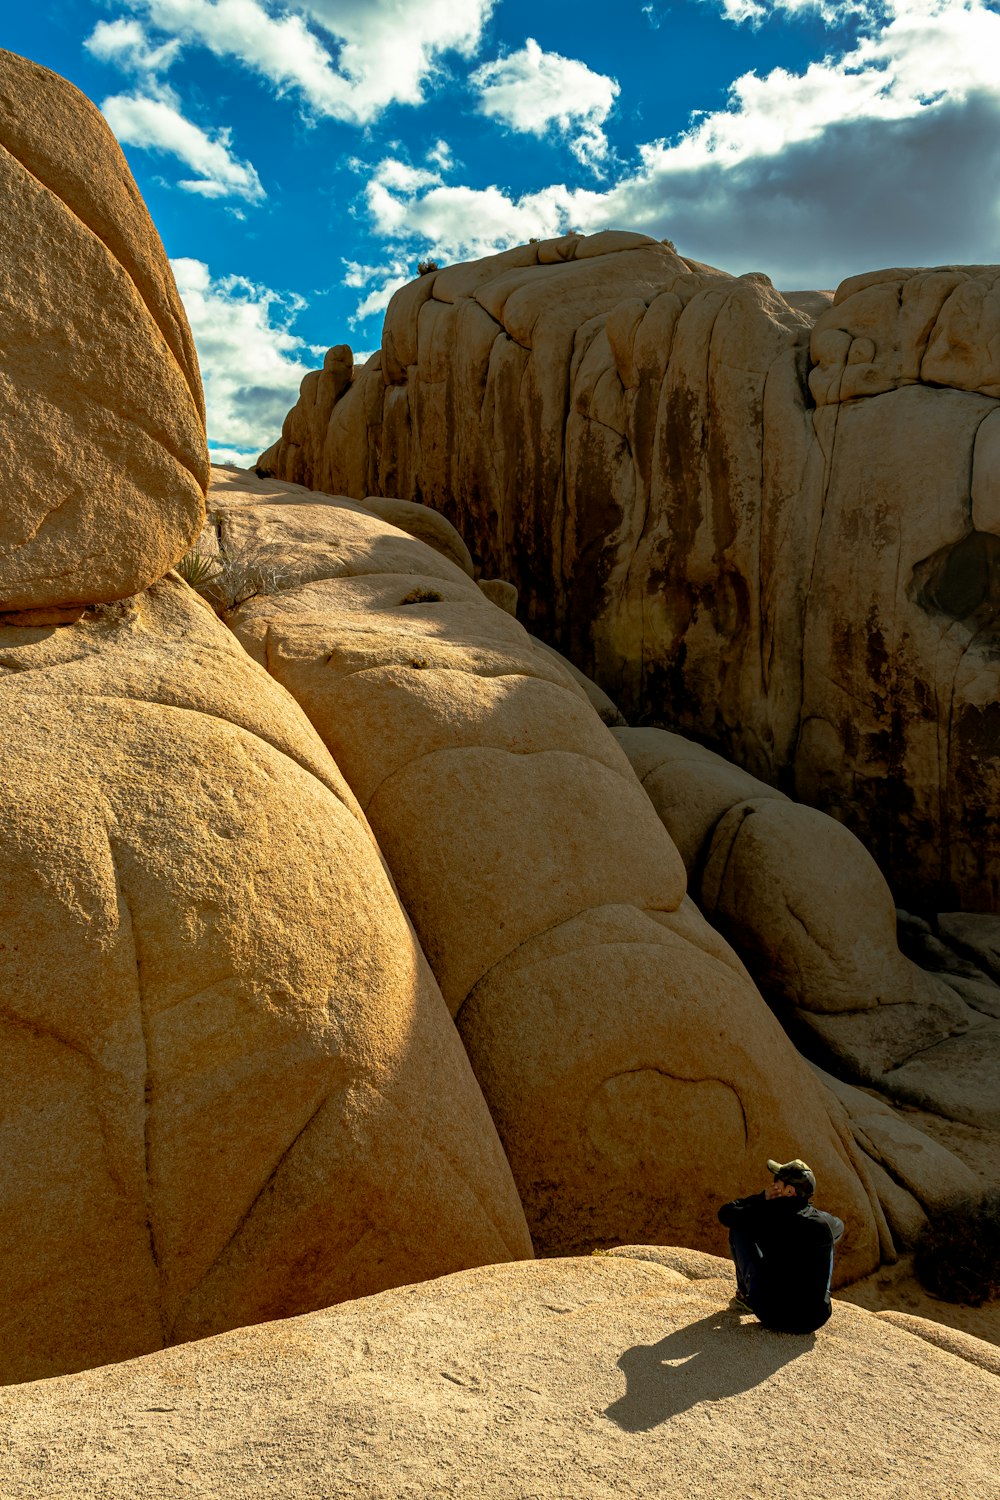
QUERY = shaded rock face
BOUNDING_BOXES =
[615,726,1000,1141]
[1,1252,998,1500]
[209,468,881,1281]
[0,578,531,1385]
[260,240,1000,913]
[0,49,208,611]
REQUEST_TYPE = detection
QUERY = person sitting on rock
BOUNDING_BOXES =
[717,1158,844,1334]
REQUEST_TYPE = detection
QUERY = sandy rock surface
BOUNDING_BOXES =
[204,468,881,1275]
[2,1251,998,1500]
[259,239,1000,913]
[0,49,207,610]
[0,575,530,1384]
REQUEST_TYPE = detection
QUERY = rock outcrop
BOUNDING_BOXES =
[0,576,531,1385]
[259,240,1000,913]
[203,467,882,1278]
[2,1250,998,1499]
[0,49,207,612]
[614,725,1000,1135]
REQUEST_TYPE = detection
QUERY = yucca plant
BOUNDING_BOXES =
[176,548,222,588]
[176,541,290,613]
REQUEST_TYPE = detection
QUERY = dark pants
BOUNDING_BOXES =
[728,1227,835,1305]
[728,1226,763,1300]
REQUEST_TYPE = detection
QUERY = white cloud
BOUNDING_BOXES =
[102,89,265,202]
[85,17,182,71]
[471,38,620,168]
[362,157,581,268]
[171,258,317,451]
[118,0,495,124]
[343,254,415,322]
[714,0,870,22]
[354,0,1000,291]
[427,138,454,171]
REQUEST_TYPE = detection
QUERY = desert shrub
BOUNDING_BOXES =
[417,258,439,275]
[177,541,290,613]
[399,586,444,605]
[913,1191,1000,1305]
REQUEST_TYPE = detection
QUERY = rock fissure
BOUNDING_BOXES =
[105,831,167,1349]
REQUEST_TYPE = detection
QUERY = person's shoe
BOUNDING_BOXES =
[730,1291,753,1313]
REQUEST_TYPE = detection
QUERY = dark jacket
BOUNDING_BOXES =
[718,1192,844,1334]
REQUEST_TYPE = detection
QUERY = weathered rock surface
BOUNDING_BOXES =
[0,575,531,1385]
[813,1067,978,1246]
[259,240,1000,913]
[0,50,208,611]
[530,633,627,726]
[205,468,881,1277]
[616,724,1000,1133]
[2,1251,998,1499]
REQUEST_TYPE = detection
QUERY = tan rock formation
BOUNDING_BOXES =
[614,726,786,873]
[0,575,531,1385]
[259,240,1000,913]
[207,467,881,1277]
[616,725,1000,1133]
[529,633,627,726]
[0,49,207,610]
[813,1067,977,1245]
[2,1252,998,1499]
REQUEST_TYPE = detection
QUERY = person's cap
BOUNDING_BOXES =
[767,1158,816,1194]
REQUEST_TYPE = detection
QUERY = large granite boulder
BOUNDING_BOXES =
[2,1250,998,1498]
[207,467,882,1279]
[615,725,1000,1134]
[0,49,207,611]
[259,241,999,913]
[0,576,531,1385]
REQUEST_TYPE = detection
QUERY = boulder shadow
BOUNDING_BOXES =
[605,1309,816,1431]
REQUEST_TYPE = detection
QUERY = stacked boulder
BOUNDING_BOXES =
[208,466,882,1277]
[0,49,207,613]
[0,51,530,1385]
[259,241,1000,914]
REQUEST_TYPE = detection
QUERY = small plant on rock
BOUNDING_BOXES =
[177,541,291,613]
[913,1190,1000,1305]
[399,586,444,605]
[175,549,222,589]
[417,258,439,275]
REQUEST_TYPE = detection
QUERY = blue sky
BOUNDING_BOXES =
[6,0,1000,460]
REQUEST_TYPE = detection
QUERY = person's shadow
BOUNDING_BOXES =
[605,1309,815,1431]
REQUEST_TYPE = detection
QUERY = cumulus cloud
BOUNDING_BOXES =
[354,0,1000,292]
[342,253,416,321]
[113,0,495,123]
[470,38,620,168]
[86,16,182,71]
[171,258,316,456]
[87,16,265,204]
[360,152,580,268]
[102,88,265,202]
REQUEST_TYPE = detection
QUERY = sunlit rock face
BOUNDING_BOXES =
[0,49,207,611]
[0,578,532,1386]
[210,467,881,1283]
[260,239,1000,913]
